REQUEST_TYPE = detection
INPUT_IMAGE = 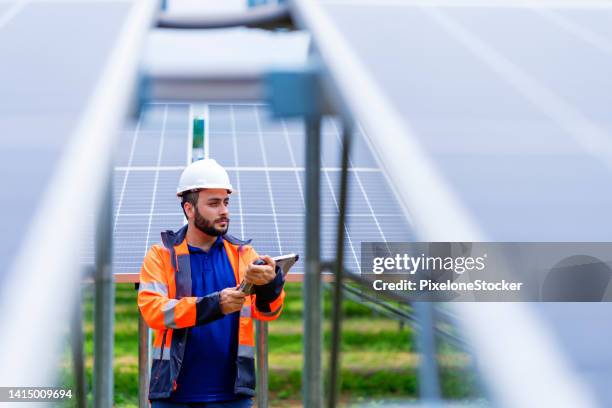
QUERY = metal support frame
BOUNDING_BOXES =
[94,171,115,408]
[265,62,328,408]
[414,302,442,403]
[256,320,269,407]
[303,116,323,407]
[138,303,151,408]
[321,265,467,351]
[148,72,264,103]
[157,3,292,30]
[328,120,352,408]
[140,3,599,406]
[71,279,88,408]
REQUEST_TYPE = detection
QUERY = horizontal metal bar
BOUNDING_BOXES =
[333,282,467,351]
[148,71,265,102]
[321,266,468,350]
[157,4,292,30]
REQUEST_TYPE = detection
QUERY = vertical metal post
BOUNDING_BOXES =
[328,121,352,408]
[303,116,322,408]
[71,280,87,408]
[138,303,150,408]
[414,302,441,403]
[256,320,269,408]
[94,172,115,408]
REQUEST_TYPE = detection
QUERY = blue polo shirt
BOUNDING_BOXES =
[168,236,242,403]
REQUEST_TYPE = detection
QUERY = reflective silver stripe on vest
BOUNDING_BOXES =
[138,281,168,297]
[256,305,282,318]
[240,305,251,318]
[152,346,171,360]
[238,344,255,358]
[162,299,179,328]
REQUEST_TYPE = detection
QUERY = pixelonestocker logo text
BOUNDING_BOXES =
[368,248,523,296]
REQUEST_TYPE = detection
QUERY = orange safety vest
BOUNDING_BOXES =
[137,225,285,399]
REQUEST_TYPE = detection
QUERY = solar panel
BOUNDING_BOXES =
[318,0,612,241]
[0,0,154,280]
[111,104,190,277]
[293,1,612,405]
[0,0,157,388]
[108,102,413,280]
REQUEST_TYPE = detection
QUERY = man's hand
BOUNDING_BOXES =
[219,288,246,315]
[245,256,276,286]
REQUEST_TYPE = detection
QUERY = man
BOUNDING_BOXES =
[138,158,285,407]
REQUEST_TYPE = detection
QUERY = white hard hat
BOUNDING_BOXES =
[177,159,233,196]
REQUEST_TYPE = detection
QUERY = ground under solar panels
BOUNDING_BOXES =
[103,102,412,280]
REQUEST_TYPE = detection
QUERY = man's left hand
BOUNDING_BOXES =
[245,256,276,286]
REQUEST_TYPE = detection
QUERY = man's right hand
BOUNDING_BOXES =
[219,288,246,315]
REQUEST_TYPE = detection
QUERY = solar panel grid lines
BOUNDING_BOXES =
[355,122,415,229]
[82,103,191,276]
[280,117,307,208]
[143,104,168,257]
[422,6,612,171]
[328,119,387,243]
[296,2,612,405]
[322,168,361,269]
[314,0,612,241]
[81,102,413,278]
[318,119,362,269]
[113,104,144,235]
[326,119,405,271]
[207,103,413,274]
[253,105,284,253]
[229,105,246,238]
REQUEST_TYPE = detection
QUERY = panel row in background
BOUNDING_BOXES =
[207,103,378,169]
[111,168,412,274]
[115,103,191,167]
[81,103,191,272]
[205,103,412,274]
[111,169,405,216]
[82,103,413,277]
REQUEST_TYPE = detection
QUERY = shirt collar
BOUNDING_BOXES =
[187,235,224,254]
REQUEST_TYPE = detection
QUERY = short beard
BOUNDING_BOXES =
[193,207,229,237]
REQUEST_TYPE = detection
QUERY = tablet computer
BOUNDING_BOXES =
[239,253,299,295]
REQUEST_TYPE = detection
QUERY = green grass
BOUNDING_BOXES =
[64,282,480,406]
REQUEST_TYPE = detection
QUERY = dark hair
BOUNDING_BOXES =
[180,190,199,218]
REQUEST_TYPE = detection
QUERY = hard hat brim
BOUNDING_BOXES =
[177,184,234,196]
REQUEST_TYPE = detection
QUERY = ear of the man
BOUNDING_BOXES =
[184,202,194,219]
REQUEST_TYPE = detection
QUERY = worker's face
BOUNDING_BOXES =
[188,189,230,236]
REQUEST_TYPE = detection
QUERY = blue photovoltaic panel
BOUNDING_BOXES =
[83,104,190,274]
[83,102,415,274]
[102,102,412,276]
[0,0,140,281]
[323,2,612,241]
[313,2,612,405]
[113,104,189,273]
[207,104,413,274]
